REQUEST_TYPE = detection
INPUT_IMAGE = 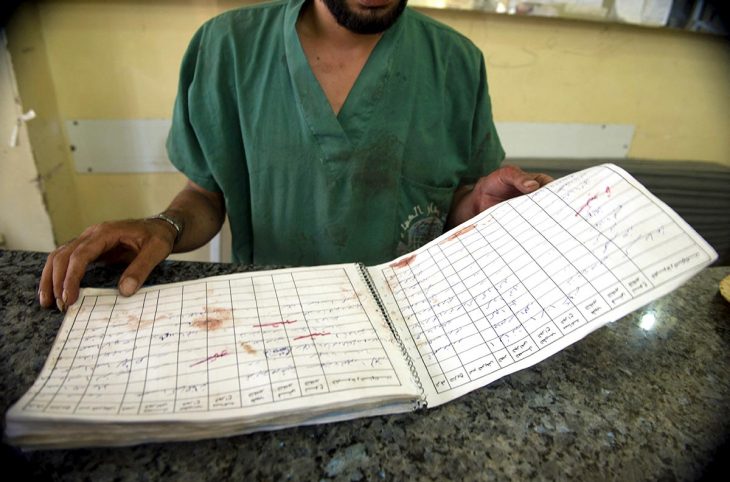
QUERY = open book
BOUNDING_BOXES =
[4,164,718,449]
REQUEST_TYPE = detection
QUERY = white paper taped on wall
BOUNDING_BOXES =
[612,0,673,26]
[9,109,35,147]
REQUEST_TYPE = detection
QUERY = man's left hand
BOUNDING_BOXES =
[447,165,553,228]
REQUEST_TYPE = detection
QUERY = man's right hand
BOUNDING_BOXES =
[39,180,225,311]
[39,218,178,311]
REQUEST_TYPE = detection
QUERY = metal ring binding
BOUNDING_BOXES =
[356,263,427,410]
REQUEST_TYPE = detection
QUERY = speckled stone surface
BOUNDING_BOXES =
[1,249,728,481]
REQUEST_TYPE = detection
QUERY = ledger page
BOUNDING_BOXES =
[7,264,418,430]
[370,164,717,407]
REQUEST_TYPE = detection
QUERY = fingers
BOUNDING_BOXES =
[499,165,553,194]
[41,240,84,311]
[39,251,57,309]
[463,166,556,218]
[62,228,116,308]
[41,226,116,311]
[38,220,174,311]
[51,246,71,311]
[118,237,173,297]
[533,173,554,186]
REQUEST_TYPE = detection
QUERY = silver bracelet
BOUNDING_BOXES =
[147,213,183,244]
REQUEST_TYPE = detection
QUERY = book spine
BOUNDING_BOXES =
[357,263,427,410]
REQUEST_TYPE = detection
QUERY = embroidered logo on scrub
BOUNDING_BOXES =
[397,202,445,255]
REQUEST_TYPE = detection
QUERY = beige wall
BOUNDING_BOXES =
[5,0,729,252]
[6,3,83,245]
[439,8,730,163]
[0,32,54,251]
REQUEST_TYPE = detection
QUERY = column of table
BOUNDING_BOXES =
[276,272,328,398]
[533,183,652,310]
[119,291,160,414]
[72,294,133,415]
[25,295,97,414]
[138,285,183,414]
[297,268,398,392]
[231,276,274,407]
[431,239,502,382]
[387,259,452,392]
[202,280,242,411]
[454,219,541,364]
[252,274,302,402]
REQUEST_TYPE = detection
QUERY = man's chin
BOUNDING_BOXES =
[355,0,397,8]
[324,0,408,35]
[351,0,400,19]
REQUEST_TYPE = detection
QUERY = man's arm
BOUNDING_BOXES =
[39,180,225,311]
[447,165,553,228]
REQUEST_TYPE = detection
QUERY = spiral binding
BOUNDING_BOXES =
[357,263,428,410]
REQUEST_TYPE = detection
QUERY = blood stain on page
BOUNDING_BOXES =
[445,224,476,241]
[390,253,416,269]
[192,306,231,331]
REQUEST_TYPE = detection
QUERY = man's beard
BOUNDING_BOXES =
[322,0,408,35]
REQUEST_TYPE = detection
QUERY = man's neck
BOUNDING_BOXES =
[295,0,388,115]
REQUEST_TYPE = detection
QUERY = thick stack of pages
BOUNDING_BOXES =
[5,262,423,448]
[5,164,717,448]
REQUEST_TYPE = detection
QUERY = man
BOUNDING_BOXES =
[39,0,551,312]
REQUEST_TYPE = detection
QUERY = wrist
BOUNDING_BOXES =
[146,212,184,246]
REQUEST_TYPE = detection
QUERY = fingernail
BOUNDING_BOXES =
[56,298,66,312]
[523,180,539,189]
[120,277,138,296]
[62,290,68,305]
[39,290,50,307]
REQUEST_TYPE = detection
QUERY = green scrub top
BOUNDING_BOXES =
[167,0,504,266]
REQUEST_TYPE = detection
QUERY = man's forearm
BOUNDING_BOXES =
[158,181,226,253]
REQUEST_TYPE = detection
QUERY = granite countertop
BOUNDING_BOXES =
[1,249,728,481]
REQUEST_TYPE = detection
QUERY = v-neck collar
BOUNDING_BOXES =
[283,0,403,163]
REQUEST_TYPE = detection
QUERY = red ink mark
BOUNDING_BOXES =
[575,194,599,217]
[253,320,297,329]
[390,253,416,269]
[190,349,229,367]
[447,224,476,241]
[293,332,331,341]
[576,185,612,217]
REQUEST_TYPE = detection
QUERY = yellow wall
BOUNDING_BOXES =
[6,0,730,248]
[6,3,83,244]
[437,8,730,163]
